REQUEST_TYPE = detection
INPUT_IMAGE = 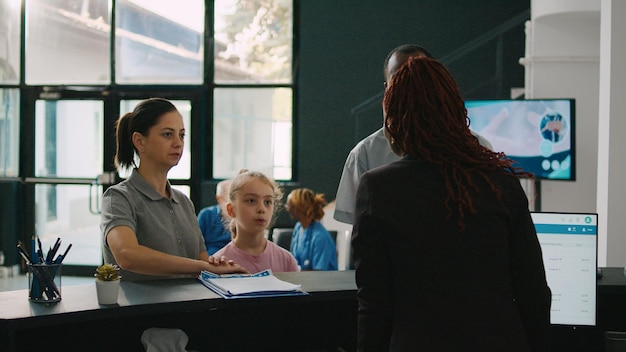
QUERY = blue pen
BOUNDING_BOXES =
[18,243,43,299]
[53,244,72,264]
[31,235,38,264]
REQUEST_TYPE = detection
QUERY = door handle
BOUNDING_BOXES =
[89,172,117,215]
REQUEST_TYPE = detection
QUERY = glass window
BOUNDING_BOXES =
[35,100,104,178]
[0,0,21,84]
[213,88,292,180]
[118,99,191,180]
[115,0,204,84]
[214,0,293,84]
[0,89,19,177]
[173,185,190,198]
[35,184,102,266]
[34,184,187,268]
[25,0,111,85]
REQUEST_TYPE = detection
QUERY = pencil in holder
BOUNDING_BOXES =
[28,263,62,303]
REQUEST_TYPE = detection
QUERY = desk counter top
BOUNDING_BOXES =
[0,270,359,352]
[2,268,624,352]
[598,267,626,291]
[0,270,357,321]
[2,267,623,322]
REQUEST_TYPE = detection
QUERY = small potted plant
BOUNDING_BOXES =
[94,263,121,305]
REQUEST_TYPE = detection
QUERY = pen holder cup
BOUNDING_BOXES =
[28,263,62,303]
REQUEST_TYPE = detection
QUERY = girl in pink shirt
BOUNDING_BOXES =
[214,169,299,273]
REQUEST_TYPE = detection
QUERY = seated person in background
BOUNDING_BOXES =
[198,179,232,255]
[213,169,299,273]
[286,188,338,271]
[101,98,247,281]
[352,57,550,351]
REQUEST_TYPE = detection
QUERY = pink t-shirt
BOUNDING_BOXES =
[214,240,299,274]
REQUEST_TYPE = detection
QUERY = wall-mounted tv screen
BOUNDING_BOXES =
[465,99,575,180]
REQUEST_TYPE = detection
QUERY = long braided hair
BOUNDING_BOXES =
[383,56,532,228]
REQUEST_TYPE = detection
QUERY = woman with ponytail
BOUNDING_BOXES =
[101,98,247,281]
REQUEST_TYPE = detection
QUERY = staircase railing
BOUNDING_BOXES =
[349,9,530,142]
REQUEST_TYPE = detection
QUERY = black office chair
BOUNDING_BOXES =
[272,228,294,250]
[328,230,337,243]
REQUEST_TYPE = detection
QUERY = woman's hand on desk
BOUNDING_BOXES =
[205,255,249,275]
[207,255,230,265]
[107,226,248,276]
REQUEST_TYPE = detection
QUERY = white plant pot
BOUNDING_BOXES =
[96,279,120,305]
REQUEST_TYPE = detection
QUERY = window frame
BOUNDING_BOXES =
[0,0,297,275]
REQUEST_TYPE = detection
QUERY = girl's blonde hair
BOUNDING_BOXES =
[227,169,284,237]
[287,188,327,222]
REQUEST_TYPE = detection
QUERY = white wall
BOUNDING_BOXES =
[526,0,626,267]
[597,0,626,268]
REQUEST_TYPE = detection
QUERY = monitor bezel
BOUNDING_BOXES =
[465,98,576,181]
[530,211,598,329]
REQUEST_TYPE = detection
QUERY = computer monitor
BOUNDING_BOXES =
[531,212,598,326]
[465,99,576,180]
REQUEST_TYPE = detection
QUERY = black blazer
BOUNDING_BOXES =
[352,156,551,352]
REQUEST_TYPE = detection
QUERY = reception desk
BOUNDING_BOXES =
[2,268,626,352]
[0,271,358,352]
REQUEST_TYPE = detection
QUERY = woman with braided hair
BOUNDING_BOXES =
[352,56,551,352]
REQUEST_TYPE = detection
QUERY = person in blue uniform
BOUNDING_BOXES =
[285,188,338,271]
[198,179,232,254]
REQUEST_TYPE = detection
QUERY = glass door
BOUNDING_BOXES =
[27,97,107,271]
[23,90,200,275]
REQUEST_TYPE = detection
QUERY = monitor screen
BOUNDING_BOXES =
[531,212,597,326]
[465,99,575,180]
